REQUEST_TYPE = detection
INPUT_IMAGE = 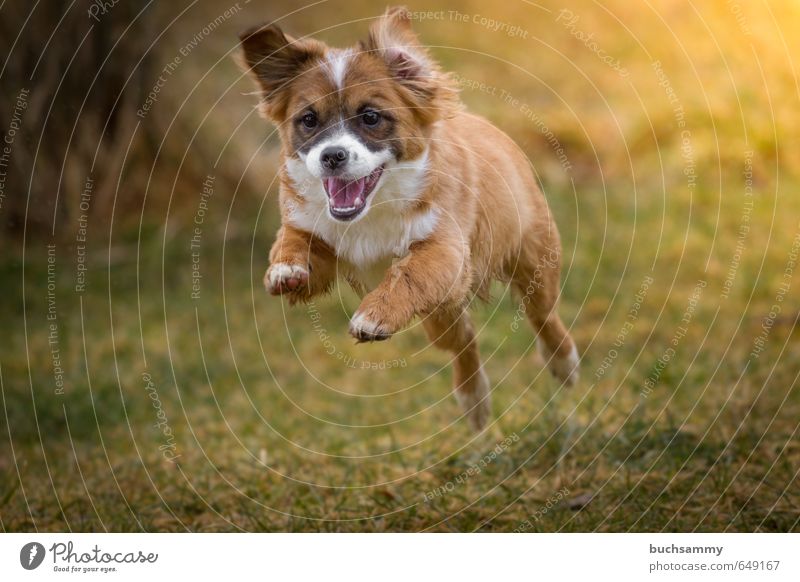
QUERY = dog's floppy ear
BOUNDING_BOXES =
[237,23,325,120]
[362,7,458,120]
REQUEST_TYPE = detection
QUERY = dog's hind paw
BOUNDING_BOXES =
[542,343,580,387]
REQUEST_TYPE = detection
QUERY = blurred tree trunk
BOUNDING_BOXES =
[0,0,157,241]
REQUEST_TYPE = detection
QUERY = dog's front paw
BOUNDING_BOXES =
[349,311,393,343]
[265,263,309,296]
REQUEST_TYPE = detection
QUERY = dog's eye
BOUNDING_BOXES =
[361,110,381,127]
[300,111,318,129]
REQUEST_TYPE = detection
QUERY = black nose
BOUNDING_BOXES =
[320,146,348,170]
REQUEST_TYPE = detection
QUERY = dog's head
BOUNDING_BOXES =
[238,6,458,222]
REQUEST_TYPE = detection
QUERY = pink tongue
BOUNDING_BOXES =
[324,177,366,208]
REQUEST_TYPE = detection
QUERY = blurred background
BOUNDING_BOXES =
[0,0,798,531]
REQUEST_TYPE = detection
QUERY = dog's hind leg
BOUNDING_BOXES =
[423,307,490,431]
[529,308,579,386]
[513,246,579,386]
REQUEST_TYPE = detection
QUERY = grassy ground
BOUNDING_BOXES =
[2,176,799,532]
[1,0,800,531]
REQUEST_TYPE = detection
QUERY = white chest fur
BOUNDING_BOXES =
[284,151,438,289]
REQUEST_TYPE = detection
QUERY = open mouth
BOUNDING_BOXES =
[322,165,384,220]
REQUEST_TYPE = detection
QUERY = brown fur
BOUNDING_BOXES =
[239,7,578,431]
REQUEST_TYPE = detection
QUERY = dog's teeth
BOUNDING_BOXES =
[354,196,362,206]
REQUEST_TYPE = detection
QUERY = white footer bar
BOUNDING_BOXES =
[1,533,797,580]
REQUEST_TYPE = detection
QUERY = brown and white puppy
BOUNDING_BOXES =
[238,6,578,431]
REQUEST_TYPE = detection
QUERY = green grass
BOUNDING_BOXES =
[1,176,799,532]
[2,0,800,532]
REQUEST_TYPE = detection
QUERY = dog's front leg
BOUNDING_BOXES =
[265,224,336,304]
[349,233,472,342]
